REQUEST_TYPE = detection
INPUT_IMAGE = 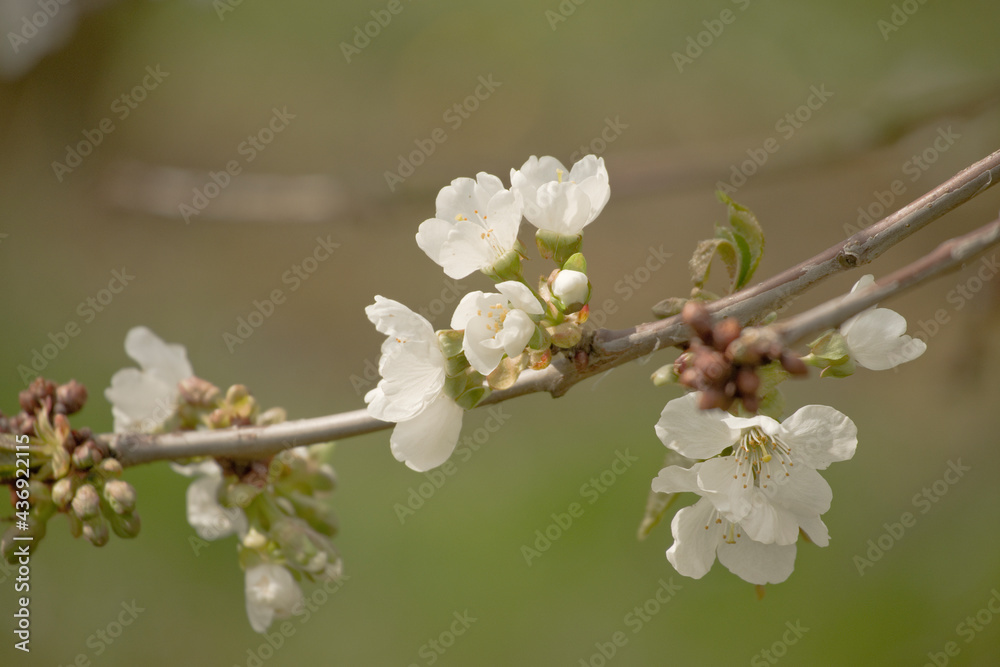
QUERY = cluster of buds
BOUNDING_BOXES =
[670,302,807,412]
[227,444,341,584]
[174,378,286,432]
[537,252,592,353]
[1,377,140,562]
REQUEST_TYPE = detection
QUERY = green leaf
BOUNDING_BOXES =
[651,297,688,319]
[717,191,765,286]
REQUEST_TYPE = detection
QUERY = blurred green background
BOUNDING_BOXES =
[2,1,1000,665]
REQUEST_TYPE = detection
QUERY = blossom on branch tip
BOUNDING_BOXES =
[104,326,193,433]
[244,563,305,634]
[839,274,927,370]
[173,460,248,541]
[450,282,544,375]
[511,155,609,235]
[365,297,465,471]
[415,173,523,280]
[654,392,855,550]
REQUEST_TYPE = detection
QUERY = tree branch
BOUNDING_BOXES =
[105,148,1000,467]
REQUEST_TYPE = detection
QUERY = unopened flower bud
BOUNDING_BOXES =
[52,478,75,510]
[19,377,56,414]
[103,480,137,515]
[83,517,110,546]
[257,407,287,426]
[72,441,103,469]
[98,458,124,479]
[713,318,741,352]
[109,512,141,539]
[681,301,714,343]
[178,376,221,407]
[71,484,101,520]
[56,380,88,415]
[552,270,591,309]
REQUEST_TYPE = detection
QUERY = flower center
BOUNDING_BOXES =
[477,302,510,336]
[733,427,793,490]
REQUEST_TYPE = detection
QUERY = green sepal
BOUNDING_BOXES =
[562,252,588,273]
[482,247,524,283]
[806,330,857,378]
[455,385,490,410]
[536,230,583,265]
[487,354,527,390]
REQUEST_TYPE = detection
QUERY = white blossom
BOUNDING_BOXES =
[104,326,193,433]
[510,155,609,235]
[840,274,927,370]
[365,297,465,471]
[244,563,305,633]
[654,393,856,546]
[415,173,522,279]
[450,281,544,375]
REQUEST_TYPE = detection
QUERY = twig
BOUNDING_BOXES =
[105,149,1000,467]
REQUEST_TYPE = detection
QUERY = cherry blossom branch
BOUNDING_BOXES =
[105,148,1000,467]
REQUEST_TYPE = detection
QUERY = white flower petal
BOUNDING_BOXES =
[843,307,926,370]
[655,393,738,460]
[497,309,534,358]
[666,499,723,580]
[651,463,702,495]
[123,326,193,385]
[778,405,857,470]
[463,316,507,375]
[552,270,590,306]
[366,296,436,342]
[533,181,594,234]
[737,487,803,546]
[390,394,464,471]
[496,281,544,315]
[759,465,833,519]
[186,475,247,541]
[798,514,830,547]
[245,564,304,634]
[717,534,797,585]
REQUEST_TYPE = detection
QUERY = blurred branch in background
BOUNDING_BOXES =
[104,148,1000,466]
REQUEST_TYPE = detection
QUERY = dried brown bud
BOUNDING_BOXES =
[712,318,742,352]
[681,301,714,343]
[780,351,809,376]
[55,380,88,415]
[19,377,57,414]
[178,376,221,407]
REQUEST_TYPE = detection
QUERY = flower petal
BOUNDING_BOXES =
[843,307,926,370]
[778,405,857,469]
[666,499,722,580]
[655,393,737,459]
[186,475,247,541]
[497,309,534,358]
[496,281,544,315]
[245,564,304,634]
[389,394,464,471]
[717,534,797,585]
